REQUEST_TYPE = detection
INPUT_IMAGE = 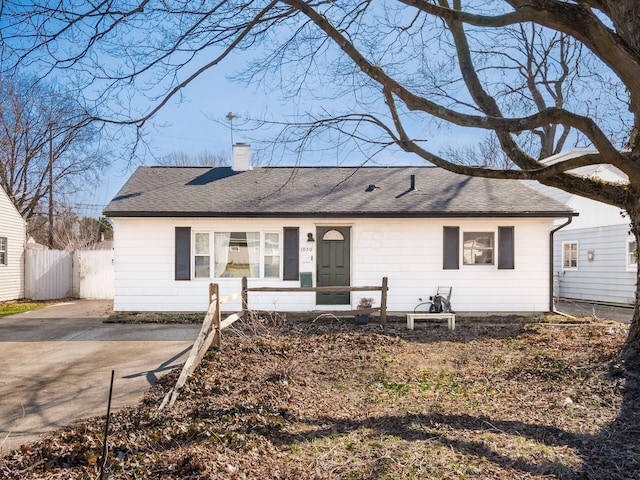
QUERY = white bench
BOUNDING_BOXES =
[406,313,456,331]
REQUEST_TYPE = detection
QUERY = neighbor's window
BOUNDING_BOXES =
[627,238,638,269]
[194,232,211,278]
[562,241,578,269]
[463,232,494,265]
[0,237,6,265]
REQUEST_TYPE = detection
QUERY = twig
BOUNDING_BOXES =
[99,370,115,480]
[312,313,344,324]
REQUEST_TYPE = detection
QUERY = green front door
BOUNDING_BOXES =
[316,226,351,305]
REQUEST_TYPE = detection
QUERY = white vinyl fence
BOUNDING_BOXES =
[26,249,114,300]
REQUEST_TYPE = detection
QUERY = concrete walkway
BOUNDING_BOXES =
[0,300,200,453]
[555,299,633,324]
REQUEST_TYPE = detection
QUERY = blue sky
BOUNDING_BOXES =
[77,67,474,216]
[2,2,624,220]
[75,69,276,215]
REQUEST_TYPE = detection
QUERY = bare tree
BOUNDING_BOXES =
[0,75,108,244]
[447,24,586,167]
[2,1,640,370]
[157,150,229,166]
[28,209,112,250]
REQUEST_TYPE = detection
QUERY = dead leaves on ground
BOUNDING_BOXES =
[1,317,638,479]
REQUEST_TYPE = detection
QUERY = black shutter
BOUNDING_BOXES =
[498,226,515,269]
[283,227,299,280]
[443,226,460,270]
[175,227,191,280]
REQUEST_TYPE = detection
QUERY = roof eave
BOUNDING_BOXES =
[103,210,577,219]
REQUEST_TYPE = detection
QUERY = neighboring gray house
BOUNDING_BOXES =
[532,150,635,306]
[105,145,575,314]
[0,185,26,301]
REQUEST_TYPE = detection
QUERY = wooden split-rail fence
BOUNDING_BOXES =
[159,283,242,409]
[159,277,389,409]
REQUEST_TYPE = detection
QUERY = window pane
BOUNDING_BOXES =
[629,240,637,266]
[322,229,344,241]
[264,233,280,278]
[264,233,279,255]
[195,256,210,278]
[0,237,6,265]
[214,232,260,278]
[563,243,577,268]
[264,255,280,278]
[195,233,209,254]
[463,232,494,265]
[214,233,230,277]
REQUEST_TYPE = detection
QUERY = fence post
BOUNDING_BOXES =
[380,277,388,325]
[241,276,248,318]
[211,283,221,349]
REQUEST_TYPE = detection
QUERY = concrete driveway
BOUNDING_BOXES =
[555,299,633,324]
[0,300,200,453]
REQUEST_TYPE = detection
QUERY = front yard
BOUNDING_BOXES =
[1,313,639,479]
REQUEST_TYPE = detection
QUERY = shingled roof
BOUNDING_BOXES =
[103,166,575,218]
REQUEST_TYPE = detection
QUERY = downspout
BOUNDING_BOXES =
[549,215,574,314]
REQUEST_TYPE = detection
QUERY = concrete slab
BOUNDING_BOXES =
[0,300,200,453]
[555,299,633,324]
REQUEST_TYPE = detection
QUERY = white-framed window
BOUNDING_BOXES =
[0,237,6,265]
[463,231,494,265]
[194,232,211,278]
[193,231,281,279]
[562,241,578,270]
[627,238,638,269]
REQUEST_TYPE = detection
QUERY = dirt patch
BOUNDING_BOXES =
[1,314,638,479]
[106,311,204,324]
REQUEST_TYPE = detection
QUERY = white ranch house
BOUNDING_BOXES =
[0,185,26,301]
[104,146,575,314]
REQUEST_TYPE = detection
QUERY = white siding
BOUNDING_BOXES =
[0,187,26,301]
[563,195,626,230]
[554,224,636,305]
[112,217,557,313]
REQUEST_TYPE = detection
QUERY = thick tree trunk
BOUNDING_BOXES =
[622,198,640,373]
[622,282,640,373]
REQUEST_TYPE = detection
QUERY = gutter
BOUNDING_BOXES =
[549,215,575,315]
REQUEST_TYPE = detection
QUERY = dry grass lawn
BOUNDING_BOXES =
[1,313,639,479]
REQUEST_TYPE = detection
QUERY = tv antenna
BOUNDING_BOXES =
[225,112,239,145]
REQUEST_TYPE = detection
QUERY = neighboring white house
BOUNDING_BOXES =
[530,150,635,306]
[104,145,575,313]
[0,185,26,301]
